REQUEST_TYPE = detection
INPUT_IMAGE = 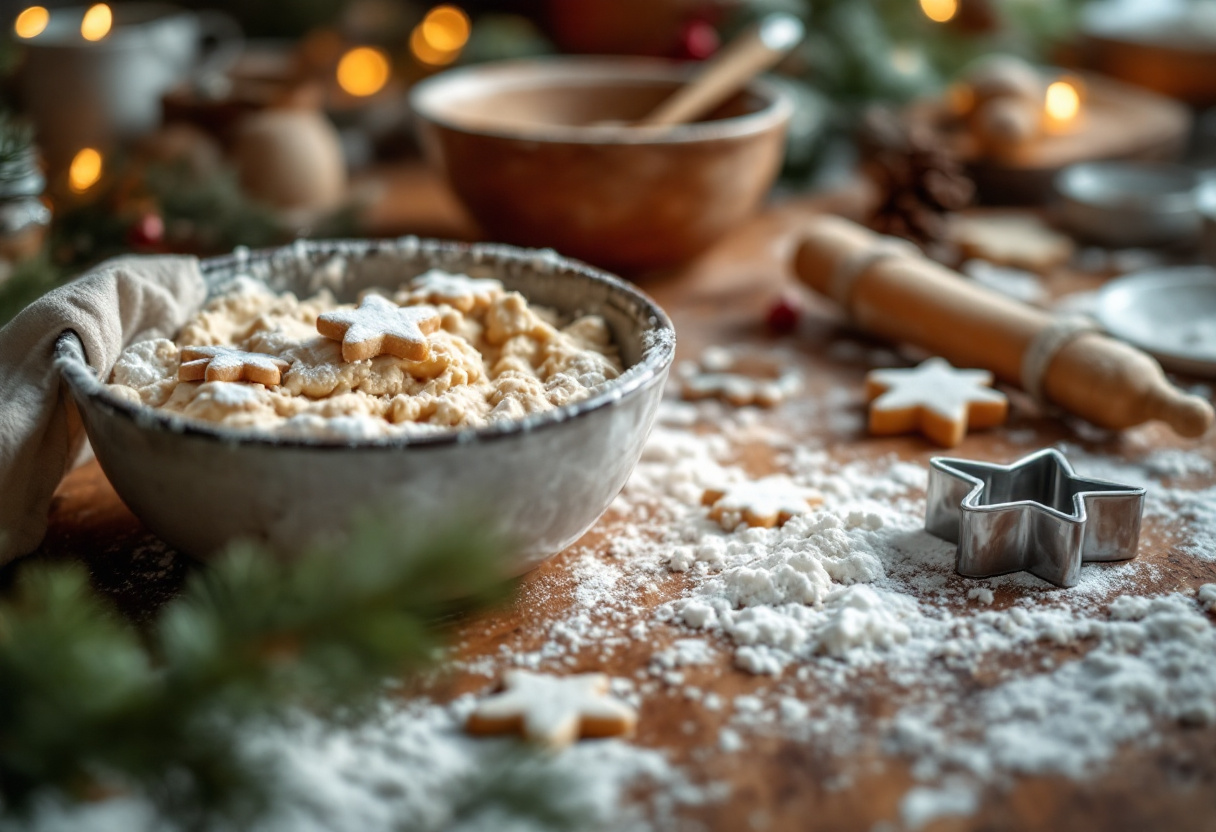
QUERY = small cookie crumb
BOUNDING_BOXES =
[681,346,801,407]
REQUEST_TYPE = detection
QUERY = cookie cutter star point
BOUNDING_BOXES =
[925,448,1146,588]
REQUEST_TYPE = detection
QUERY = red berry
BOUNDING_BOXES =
[766,291,803,334]
[675,20,719,61]
[128,212,165,249]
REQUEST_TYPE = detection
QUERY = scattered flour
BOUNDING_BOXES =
[17,700,699,832]
[898,780,980,831]
[558,398,1216,824]
[1200,584,1216,612]
[21,389,1216,831]
[966,587,994,605]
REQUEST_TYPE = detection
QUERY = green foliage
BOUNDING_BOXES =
[445,751,607,832]
[0,113,34,181]
[0,513,520,826]
[142,163,285,255]
[0,253,68,328]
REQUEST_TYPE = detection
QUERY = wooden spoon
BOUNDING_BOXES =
[637,13,805,128]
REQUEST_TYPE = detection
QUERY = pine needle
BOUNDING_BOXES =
[0,511,519,824]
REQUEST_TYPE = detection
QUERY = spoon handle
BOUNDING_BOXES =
[637,13,803,128]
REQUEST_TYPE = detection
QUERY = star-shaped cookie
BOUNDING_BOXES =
[465,671,637,749]
[400,269,504,313]
[865,357,1008,447]
[925,448,1145,588]
[178,345,291,386]
[702,476,824,530]
[316,294,441,362]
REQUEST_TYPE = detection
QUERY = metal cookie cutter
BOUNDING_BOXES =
[924,448,1146,588]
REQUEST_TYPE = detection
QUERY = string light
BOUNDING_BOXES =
[410,5,470,67]
[336,46,391,97]
[919,0,958,23]
[80,3,112,41]
[14,6,49,39]
[69,148,103,194]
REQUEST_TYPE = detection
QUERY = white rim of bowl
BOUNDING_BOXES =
[1095,266,1216,367]
[56,237,677,450]
[1055,161,1200,213]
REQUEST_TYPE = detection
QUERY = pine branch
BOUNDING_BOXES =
[0,512,514,824]
[0,113,34,182]
[445,751,608,832]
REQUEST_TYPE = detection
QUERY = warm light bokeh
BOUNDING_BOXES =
[919,0,958,23]
[14,6,49,39]
[1045,80,1081,124]
[80,3,112,41]
[69,148,103,193]
[336,46,391,97]
[421,6,470,51]
[410,5,470,66]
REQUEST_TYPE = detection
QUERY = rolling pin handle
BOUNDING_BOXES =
[1149,388,1215,439]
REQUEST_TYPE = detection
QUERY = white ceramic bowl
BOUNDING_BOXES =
[1095,265,1216,376]
[1200,175,1216,265]
[1055,161,1201,248]
[56,238,676,569]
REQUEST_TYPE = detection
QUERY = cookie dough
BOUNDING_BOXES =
[107,270,623,440]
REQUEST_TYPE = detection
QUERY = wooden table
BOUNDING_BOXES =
[16,167,1216,831]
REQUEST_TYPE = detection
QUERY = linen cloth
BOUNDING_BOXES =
[0,256,206,563]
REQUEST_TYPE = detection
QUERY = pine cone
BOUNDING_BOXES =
[859,107,974,247]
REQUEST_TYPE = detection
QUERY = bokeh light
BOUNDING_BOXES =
[14,6,49,39]
[69,148,103,194]
[421,6,470,51]
[919,0,958,23]
[336,46,391,97]
[1045,80,1081,124]
[410,5,470,67]
[80,3,112,41]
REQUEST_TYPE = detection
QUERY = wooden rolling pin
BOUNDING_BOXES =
[793,215,1214,438]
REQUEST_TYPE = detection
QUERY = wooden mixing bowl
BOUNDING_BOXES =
[410,57,791,274]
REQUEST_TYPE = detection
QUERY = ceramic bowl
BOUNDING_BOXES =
[410,57,792,274]
[1055,161,1201,247]
[1095,265,1216,376]
[1200,176,1216,265]
[55,238,676,569]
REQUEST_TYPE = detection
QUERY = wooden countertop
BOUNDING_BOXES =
[15,167,1216,831]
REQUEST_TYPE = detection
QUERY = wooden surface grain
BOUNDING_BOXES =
[12,170,1216,831]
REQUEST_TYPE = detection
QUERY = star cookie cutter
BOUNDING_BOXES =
[924,448,1146,588]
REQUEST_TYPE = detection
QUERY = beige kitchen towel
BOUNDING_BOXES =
[0,255,206,563]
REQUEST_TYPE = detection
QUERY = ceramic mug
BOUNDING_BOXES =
[18,3,241,168]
